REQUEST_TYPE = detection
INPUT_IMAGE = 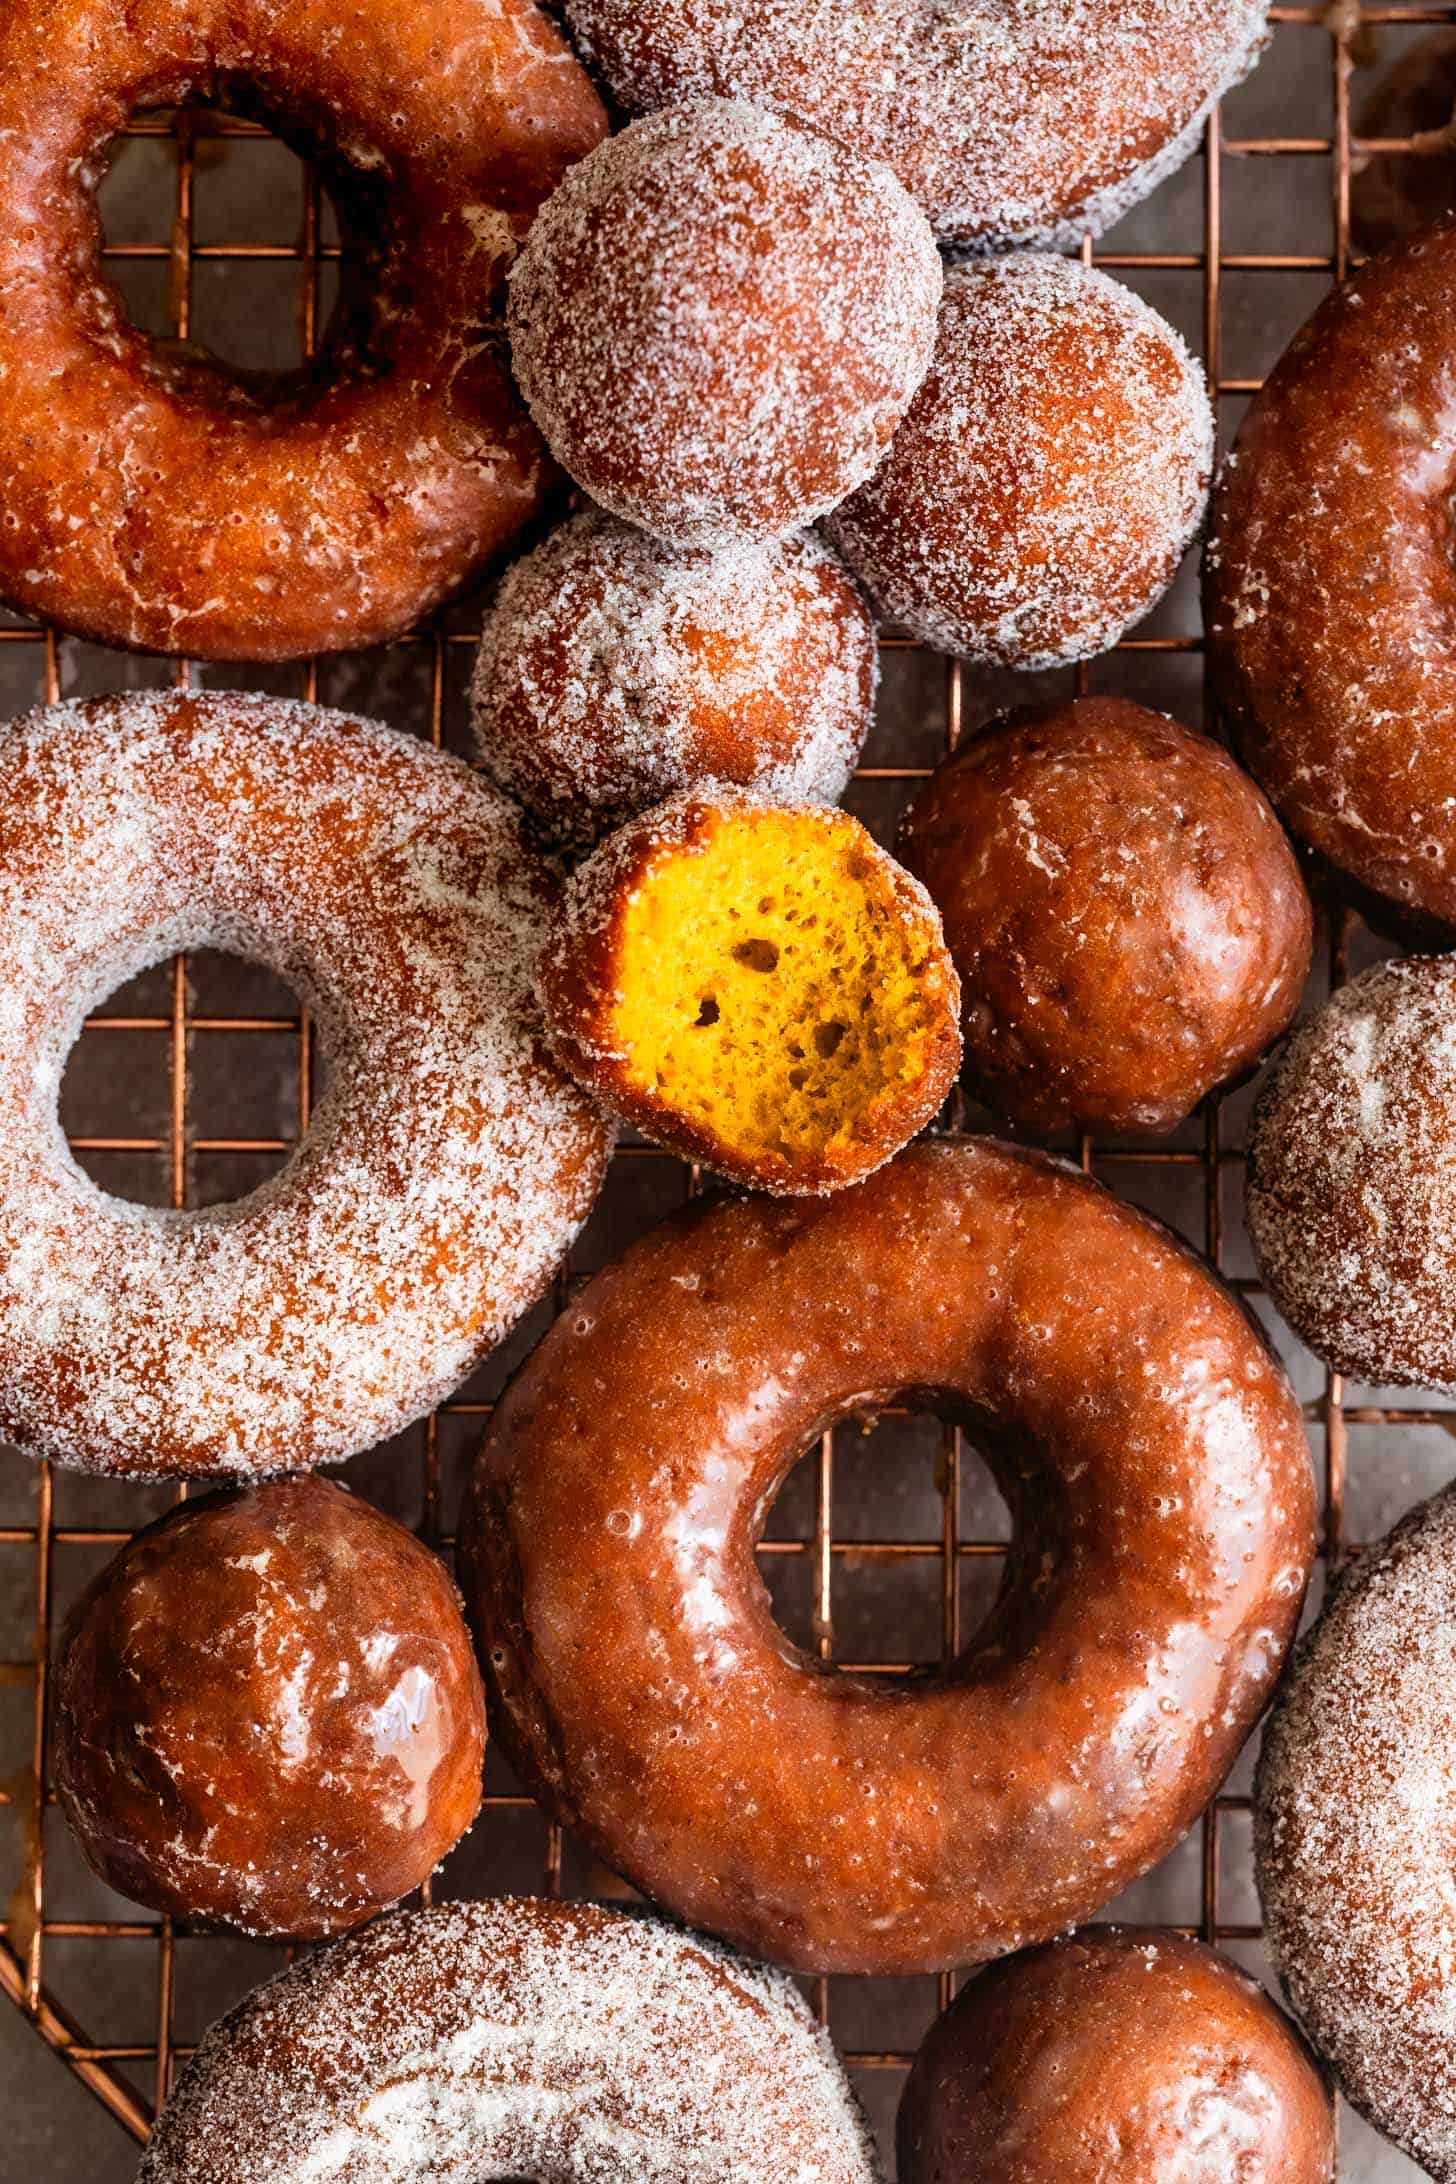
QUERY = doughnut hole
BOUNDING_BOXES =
[896,697,1312,1137]
[825,254,1214,669]
[471,511,877,849]
[506,99,943,548]
[538,799,962,1194]
[51,1476,486,1939]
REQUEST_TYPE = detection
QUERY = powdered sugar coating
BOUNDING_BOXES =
[1246,957,1456,1393]
[825,255,1215,668]
[472,511,876,847]
[558,0,1269,247]
[507,99,943,550]
[0,692,610,1479]
[139,1896,882,2182]
[1256,1483,1456,2180]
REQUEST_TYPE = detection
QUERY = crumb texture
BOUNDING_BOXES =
[139,1897,882,2183]
[558,0,1268,245]
[539,792,961,1192]
[1256,1483,1456,2180]
[0,691,609,1478]
[826,255,1213,669]
[1246,956,1456,1391]
[507,98,942,549]
[472,511,875,847]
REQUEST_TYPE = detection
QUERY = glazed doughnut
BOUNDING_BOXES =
[536,790,962,1195]
[139,1897,879,2183]
[1205,221,1456,938]
[558,0,1269,248]
[896,698,1312,1137]
[898,1929,1334,2184]
[1246,956,1456,1391]
[460,1138,1314,1975]
[1256,1483,1456,2179]
[507,99,942,550]
[0,691,609,1479]
[472,511,877,848]
[0,0,606,659]
[826,257,1214,669]
[53,1477,485,1939]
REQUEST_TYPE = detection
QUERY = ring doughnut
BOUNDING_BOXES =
[0,690,609,1479]
[139,1897,880,2183]
[1206,221,1456,938]
[460,1137,1314,1975]
[0,0,606,659]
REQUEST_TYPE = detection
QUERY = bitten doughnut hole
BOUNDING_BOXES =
[536,795,963,1194]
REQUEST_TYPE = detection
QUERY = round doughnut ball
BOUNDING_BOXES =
[1256,1483,1456,2179]
[1246,956,1456,1391]
[52,1477,486,1940]
[898,1929,1334,2184]
[506,98,943,549]
[1351,32,1456,254]
[558,0,1270,250]
[896,698,1312,1136]
[825,255,1214,668]
[472,511,877,848]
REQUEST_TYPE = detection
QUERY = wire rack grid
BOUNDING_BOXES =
[0,10,1449,2174]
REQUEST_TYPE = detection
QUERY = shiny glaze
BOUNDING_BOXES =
[897,698,1311,1137]
[898,1929,1334,2183]
[460,1138,1315,1975]
[0,0,605,659]
[1205,220,1456,938]
[53,1477,486,1938]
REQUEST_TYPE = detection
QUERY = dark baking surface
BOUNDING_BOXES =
[0,12,1448,2178]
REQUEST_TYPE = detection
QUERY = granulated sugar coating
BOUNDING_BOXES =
[1256,1483,1456,2181]
[506,99,942,550]
[1246,957,1456,1393]
[472,511,876,847]
[138,1897,882,2182]
[825,255,1214,669]
[0,692,610,1480]
[558,0,1269,246]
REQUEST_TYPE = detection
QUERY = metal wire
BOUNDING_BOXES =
[0,5,1448,2161]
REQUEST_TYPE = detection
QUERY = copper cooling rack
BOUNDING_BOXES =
[0,11,1449,2173]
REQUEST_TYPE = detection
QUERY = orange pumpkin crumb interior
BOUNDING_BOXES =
[607,805,954,1172]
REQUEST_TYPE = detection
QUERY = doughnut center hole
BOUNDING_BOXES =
[758,1405,1014,1671]
[95,102,363,382]
[60,949,320,1211]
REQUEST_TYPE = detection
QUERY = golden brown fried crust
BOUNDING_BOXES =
[0,0,606,658]
[459,1138,1315,1975]
[53,1477,486,1939]
[897,697,1312,1136]
[898,1929,1334,2184]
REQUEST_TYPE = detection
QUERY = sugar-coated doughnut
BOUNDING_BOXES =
[139,1897,880,2183]
[472,512,876,849]
[898,1929,1334,2184]
[0,0,606,659]
[461,1138,1314,1975]
[507,99,942,550]
[1257,1483,1456,2180]
[1246,956,1456,1392]
[536,790,961,1195]
[1206,222,1456,938]
[897,698,1312,1136]
[826,257,1214,669]
[53,1477,485,1939]
[558,0,1269,248]
[0,692,609,1479]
